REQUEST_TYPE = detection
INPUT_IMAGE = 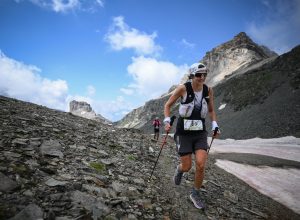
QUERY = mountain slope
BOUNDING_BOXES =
[213,45,300,138]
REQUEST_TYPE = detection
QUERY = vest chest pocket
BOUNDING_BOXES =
[201,99,208,118]
[179,102,194,117]
[183,119,203,131]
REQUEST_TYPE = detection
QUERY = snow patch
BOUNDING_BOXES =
[209,136,300,162]
[215,159,300,214]
[218,103,226,110]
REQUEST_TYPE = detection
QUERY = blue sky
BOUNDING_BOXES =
[0,0,299,121]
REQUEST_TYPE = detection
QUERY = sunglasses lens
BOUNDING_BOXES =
[195,72,207,77]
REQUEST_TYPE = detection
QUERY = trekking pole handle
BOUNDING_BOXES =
[213,127,219,136]
[170,116,176,126]
[208,127,219,154]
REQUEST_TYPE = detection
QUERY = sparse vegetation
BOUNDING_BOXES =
[127,155,136,161]
[11,164,31,178]
[89,162,106,173]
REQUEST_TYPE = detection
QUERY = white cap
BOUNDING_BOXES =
[188,62,208,75]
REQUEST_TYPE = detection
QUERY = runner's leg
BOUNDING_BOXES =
[180,154,192,172]
[174,154,192,185]
[194,149,207,189]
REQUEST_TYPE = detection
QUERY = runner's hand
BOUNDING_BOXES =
[212,121,220,138]
[212,128,220,138]
[163,117,171,132]
[165,123,171,132]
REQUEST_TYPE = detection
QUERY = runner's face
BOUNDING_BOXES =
[193,72,206,83]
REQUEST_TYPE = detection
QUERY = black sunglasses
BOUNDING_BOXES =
[195,72,207,77]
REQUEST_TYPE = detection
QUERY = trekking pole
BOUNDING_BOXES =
[207,127,219,154]
[148,116,176,182]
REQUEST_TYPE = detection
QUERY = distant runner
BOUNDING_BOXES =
[163,62,220,209]
[152,117,161,141]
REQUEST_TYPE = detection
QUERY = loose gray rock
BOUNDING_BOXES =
[0,172,19,192]
[45,178,68,187]
[40,140,64,158]
[8,204,43,220]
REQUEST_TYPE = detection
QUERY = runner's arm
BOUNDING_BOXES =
[164,85,185,131]
[164,84,185,118]
[208,87,220,137]
[208,87,217,121]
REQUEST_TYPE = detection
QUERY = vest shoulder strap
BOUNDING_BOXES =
[182,81,195,104]
[203,84,209,103]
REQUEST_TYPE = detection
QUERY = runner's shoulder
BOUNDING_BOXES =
[175,84,187,95]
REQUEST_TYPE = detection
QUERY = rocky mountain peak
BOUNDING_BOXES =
[214,32,255,51]
[201,32,277,87]
[235,31,248,38]
[176,32,278,87]
[70,100,93,113]
[171,32,278,89]
[232,32,253,44]
[69,100,111,124]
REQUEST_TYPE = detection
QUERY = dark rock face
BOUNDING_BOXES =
[213,45,300,139]
[259,45,278,57]
[0,96,299,219]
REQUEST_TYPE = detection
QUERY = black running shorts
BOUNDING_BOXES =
[176,131,208,156]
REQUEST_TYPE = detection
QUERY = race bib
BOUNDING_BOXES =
[183,119,203,131]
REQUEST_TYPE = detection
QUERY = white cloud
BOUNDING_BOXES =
[120,88,134,95]
[52,0,80,12]
[0,51,138,122]
[92,96,136,121]
[87,85,96,96]
[95,0,104,7]
[0,51,68,110]
[247,0,300,54]
[104,16,162,56]
[17,0,104,13]
[181,38,195,49]
[125,56,188,99]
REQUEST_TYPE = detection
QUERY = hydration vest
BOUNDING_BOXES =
[153,119,160,129]
[176,81,209,135]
